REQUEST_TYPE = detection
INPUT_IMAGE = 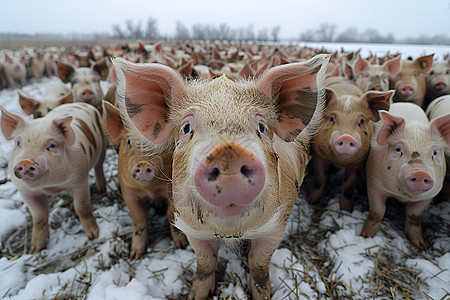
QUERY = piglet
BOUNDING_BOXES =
[102,100,186,260]
[308,77,394,211]
[55,58,109,112]
[424,59,450,108]
[4,54,27,89]
[361,102,450,248]
[426,95,450,202]
[0,102,106,253]
[390,54,434,107]
[19,83,72,118]
[112,54,329,299]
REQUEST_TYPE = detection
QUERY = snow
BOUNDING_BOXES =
[0,44,449,300]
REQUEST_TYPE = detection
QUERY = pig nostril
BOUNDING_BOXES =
[241,165,252,177]
[135,169,140,173]
[146,168,152,173]
[208,168,220,181]
[30,167,35,171]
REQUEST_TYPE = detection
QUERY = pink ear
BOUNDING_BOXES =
[415,54,434,74]
[353,55,369,76]
[112,58,186,145]
[0,106,26,140]
[377,111,405,146]
[430,112,450,151]
[56,61,75,83]
[383,56,402,78]
[361,90,394,121]
[258,54,329,142]
[325,88,338,106]
[93,58,109,81]
[102,100,123,143]
[52,116,75,146]
[57,92,73,105]
[18,91,39,115]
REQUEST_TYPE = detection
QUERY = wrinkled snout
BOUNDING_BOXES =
[14,159,40,181]
[131,161,156,184]
[80,88,95,101]
[405,170,434,194]
[399,84,416,97]
[334,134,359,156]
[194,142,265,216]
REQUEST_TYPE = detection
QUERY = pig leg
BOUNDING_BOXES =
[188,238,219,300]
[405,198,432,249]
[94,146,106,194]
[307,156,330,204]
[71,179,99,239]
[21,191,49,253]
[340,164,361,212]
[248,233,284,299]
[361,184,387,238]
[166,198,188,249]
[123,191,149,260]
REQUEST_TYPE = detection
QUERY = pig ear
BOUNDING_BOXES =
[377,111,405,146]
[325,88,338,106]
[92,58,109,81]
[258,54,330,143]
[353,55,369,76]
[56,61,75,83]
[112,57,186,154]
[415,54,434,74]
[102,100,123,144]
[57,91,73,105]
[383,56,402,78]
[361,90,394,121]
[18,91,39,115]
[52,116,75,146]
[344,62,353,80]
[430,112,450,151]
[0,106,27,140]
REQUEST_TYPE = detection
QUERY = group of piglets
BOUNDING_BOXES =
[0,48,449,300]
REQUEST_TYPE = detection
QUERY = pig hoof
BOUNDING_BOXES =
[172,231,189,249]
[85,226,99,240]
[29,243,46,254]
[129,249,145,260]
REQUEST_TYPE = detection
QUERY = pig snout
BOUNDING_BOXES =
[434,80,447,91]
[14,159,40,181]
[333,134,359,156]
[194,142,265,215]
[131,161,156,183]
[405,170,434,194]
[80,88,95,101]
[370,84,383,91]
[399,84,416,97]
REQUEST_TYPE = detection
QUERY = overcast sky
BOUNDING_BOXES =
[1,0,450,40]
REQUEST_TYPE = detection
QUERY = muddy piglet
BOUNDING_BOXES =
[0,102,106,253]
[102,100,186,260]
[308,77,394,211]
[112,54,329,299]
[361,102,450,248]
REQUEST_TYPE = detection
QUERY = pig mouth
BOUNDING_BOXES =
[434,82,447,90]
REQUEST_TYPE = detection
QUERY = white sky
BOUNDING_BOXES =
[1,0,450,39]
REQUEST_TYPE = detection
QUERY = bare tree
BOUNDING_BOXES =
[316,22,336,42]
[174,21,190,41]
[299,29,315,42]
[145,17,160,40]
[271,26,280,42]
[112,24,125,39]
[335,27,359,42]
[257,28,270,41]
[126,20,143,39]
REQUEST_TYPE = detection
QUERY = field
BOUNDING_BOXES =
[0,40,449,300]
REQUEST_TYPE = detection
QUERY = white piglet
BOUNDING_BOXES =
[361,102,450,248]
[0,102,106,253]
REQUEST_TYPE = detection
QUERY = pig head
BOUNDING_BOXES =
[424,59,450,108]
[56,58,109,112]
[390,54,434,107]
[19,84,73,118]
[112,54,329,299]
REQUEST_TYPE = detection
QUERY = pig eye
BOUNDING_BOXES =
[16,140,21,148]
[258,122,265,134]
[182,122,191,134]
[395,146,402,152]
[47,143,56,151]
[329,116,335,122]
[127,137,132,148]
[432,148,440,162]
[429,70,434,76]
[446,70,450,75]
[73,79,79,84]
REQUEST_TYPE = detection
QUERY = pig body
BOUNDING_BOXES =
[113,54,329,299]
[390,54,434,107]
[308,77,393,211]
[102,101,185,260]
[4,54,27,89]
[424,60,450,108]
[361,102,450,248]
[426,95,450,202]
[28,53,46,83]
[19,83,72,118]
[0,102,106,253]
[56,59,109,112]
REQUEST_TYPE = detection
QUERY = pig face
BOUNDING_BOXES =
[18,85,73,118]
[390,54,434,106]
[56,59,108,111]
[373,105,450,201]
[426,60,450,100]
[314,78,393,165]
[352,55,401,92]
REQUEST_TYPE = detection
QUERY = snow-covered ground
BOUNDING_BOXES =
[0,45,449,300]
